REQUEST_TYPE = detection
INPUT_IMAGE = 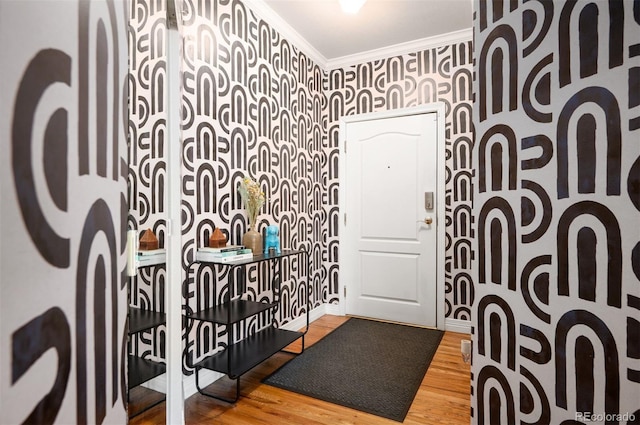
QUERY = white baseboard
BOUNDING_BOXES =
[138,362,223,400]
[445,318,471,334]
[324,303,342,316]
[280,303,328,332]
[141,372,166,394]
[140,359,224,399]
[183,369,224,399]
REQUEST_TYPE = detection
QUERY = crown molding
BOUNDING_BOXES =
[242,0,329,67]
[325,28,473,69]
[242,1,472,71]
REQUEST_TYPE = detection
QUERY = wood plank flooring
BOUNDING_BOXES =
[129,315,471,424]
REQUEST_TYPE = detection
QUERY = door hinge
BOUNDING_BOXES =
[344,213,347,226]
[344,286,347,297]
[344,140,347,153]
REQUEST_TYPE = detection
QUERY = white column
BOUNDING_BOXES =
[165,1,185,423]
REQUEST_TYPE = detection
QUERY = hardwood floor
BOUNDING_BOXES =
[129,315,471,424]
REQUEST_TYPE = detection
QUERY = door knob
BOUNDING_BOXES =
[424,217,433,225]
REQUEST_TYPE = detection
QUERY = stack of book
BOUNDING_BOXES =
[137,248,166,267]
[196,245,253,263]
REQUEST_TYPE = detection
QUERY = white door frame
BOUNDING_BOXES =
[338,103,446,331]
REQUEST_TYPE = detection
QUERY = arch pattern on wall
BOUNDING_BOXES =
[129,0,325,374]
[129,0,476,374]
[2,1,128,423]
[472,0,640,423]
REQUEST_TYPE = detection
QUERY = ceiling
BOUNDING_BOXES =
[259,0,473,62]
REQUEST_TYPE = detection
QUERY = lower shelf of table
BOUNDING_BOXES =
[128,355,166,389]
[194,327,303,378]
[129,306,166,334]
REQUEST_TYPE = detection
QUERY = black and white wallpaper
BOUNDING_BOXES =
[128,0,475,376]
[4,0,638,421]
[1,1,129,424]
[472,0,639,423]
[128,0,326,373]
[127,0,477,376]
[179,0,325,371]
[128,0,170,367]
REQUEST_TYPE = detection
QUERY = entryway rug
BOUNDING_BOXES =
[263,318,444,422]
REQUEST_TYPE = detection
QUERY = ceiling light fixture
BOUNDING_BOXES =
[339,0,367,14]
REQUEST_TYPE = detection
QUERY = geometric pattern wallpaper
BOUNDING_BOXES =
[178,0,325,373]
[129,1,475,376]
[129,1,476,376]
[128,0,170,366]
[325,39,475,320]
[6,0,637,422]
[128,0,326,374]
[128,0,476,375]
[472,0,640,423]
[1,1,128,424]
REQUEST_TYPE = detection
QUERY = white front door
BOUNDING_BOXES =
[341,109,441,328]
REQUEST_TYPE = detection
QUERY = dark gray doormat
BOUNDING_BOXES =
[263,318,444,422]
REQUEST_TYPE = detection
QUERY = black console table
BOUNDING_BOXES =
[128,261,167,417]
[185,249,310,402]
[128,307,166,388]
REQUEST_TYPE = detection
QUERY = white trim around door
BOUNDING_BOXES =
[337,103,446,331]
